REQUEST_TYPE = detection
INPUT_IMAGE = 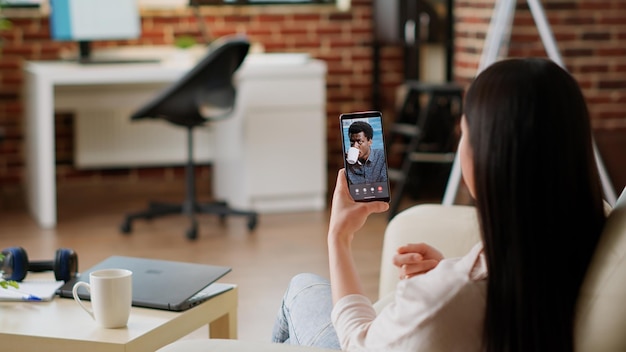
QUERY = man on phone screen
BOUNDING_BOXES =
[345,121,388,185]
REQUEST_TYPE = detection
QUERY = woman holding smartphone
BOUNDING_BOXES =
[272,58,606,352]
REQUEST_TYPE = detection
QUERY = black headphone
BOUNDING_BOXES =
[0,247,78,282]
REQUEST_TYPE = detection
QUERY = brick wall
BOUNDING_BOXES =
[455,0,626,193]
[0,0,624,199]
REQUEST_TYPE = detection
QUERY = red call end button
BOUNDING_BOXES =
[377,186,383,192]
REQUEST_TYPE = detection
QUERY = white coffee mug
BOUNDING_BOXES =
[346,147,359,165]
[72,268,133,328]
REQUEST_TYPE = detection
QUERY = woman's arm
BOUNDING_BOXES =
[327,169,389,303]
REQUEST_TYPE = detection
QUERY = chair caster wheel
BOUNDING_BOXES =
[247,215,258,231]
[120,221,132,235]
[186,223,198,240]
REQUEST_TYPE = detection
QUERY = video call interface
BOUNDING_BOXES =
[341,115,390,201]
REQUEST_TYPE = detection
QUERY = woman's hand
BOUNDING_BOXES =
[327,169,389,302]
[327,169,389,244]
[393,243,444,279]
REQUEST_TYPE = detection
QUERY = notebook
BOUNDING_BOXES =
[57,256,233,312]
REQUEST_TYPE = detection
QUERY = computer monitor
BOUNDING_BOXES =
[49,0,150,64]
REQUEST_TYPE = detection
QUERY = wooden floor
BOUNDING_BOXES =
[0,178,407,343]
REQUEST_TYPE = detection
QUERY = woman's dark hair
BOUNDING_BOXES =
[464,58,606,352]
[348,121,374,140]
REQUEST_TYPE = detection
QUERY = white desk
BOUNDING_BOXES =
[23,48,327,228]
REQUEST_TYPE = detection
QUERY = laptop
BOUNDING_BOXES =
[57,256,233,312]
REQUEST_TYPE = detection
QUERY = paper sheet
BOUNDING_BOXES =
[0,280,65,301]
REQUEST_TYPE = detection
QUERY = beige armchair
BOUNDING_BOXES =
[159,187,626,351]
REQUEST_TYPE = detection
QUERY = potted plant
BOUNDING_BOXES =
[169,35,198,66]
[0,1,11,32]
[0,252,19,290]
[174,35,197,50]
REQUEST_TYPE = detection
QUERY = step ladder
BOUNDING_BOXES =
[387,81,464,219]
[443,0,617,206]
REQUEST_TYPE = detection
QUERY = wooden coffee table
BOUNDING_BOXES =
[0,276,237,352]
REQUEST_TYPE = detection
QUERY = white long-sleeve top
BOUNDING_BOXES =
[331,242,488,352]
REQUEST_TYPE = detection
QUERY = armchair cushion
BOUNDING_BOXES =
[375,204,480,311]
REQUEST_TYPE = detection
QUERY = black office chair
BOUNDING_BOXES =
[120,34,258,240]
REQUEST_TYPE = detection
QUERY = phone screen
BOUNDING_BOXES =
[339,111,391,202]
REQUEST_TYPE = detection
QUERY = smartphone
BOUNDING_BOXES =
[339,111,391,202]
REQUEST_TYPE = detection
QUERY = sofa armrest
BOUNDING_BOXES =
[377,204,481,300]
[157,339,337,352]
[576,186,626,351]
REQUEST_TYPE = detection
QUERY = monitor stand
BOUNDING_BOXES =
[77,41,161,65]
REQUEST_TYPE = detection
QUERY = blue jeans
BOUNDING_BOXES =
[272,273,341,350]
